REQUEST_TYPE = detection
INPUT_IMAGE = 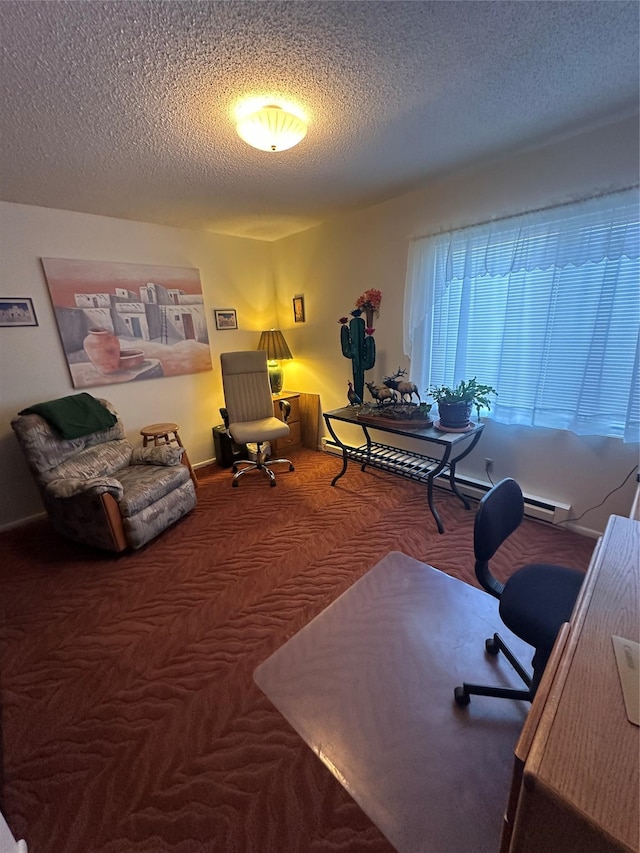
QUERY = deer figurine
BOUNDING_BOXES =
[365,381,397,406]
[383,368,421,403]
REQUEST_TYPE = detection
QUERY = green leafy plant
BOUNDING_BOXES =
[429,378,497,420]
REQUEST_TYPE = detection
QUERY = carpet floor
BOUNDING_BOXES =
[0,449,595,852]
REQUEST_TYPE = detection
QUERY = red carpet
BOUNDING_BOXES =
[0,449,594,852]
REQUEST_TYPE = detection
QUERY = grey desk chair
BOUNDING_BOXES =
[454,478,584,706]
[220,351,295,487]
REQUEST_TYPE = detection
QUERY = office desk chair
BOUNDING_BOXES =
[454,478,584,706]
[220,350,294,487]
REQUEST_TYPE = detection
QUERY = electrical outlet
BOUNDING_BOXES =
[485,458,494,473]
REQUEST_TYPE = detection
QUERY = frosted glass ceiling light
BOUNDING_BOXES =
[237,105,307,152]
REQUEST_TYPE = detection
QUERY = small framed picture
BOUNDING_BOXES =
[0,297,38,327]
[214,309,238,330]
[293,294,305,324]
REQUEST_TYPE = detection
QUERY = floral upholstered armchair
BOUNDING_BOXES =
[11,394,197,552]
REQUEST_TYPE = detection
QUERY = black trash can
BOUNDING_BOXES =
[212,425,249,468]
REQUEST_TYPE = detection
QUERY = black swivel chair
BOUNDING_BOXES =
[454,478,584,707]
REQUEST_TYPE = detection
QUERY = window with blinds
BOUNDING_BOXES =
[403,189,640,441]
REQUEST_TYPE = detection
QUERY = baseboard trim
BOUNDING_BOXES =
[194,457,216,470]
[0,510,47,534]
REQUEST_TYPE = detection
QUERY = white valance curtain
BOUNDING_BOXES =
[403,189,640,442]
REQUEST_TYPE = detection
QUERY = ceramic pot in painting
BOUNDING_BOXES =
[118,349,145,370]
[83,328,121,374]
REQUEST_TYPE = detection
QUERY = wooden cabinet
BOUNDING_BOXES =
[272,392,302,453]
[272,391,320,456]
[502,515,639,853]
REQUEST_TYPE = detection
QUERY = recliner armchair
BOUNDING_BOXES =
[220,350,294,487]
[11,395,197,552]
[454,478,584,706]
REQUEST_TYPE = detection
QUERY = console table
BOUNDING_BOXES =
[323,406,484,533]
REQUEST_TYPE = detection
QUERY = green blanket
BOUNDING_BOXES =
[20,393,117,439]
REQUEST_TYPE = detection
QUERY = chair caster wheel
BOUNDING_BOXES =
[270,481,276,487]
[485,636,500,655]
[454,686,470,707]
[289,464,295,471]
[232,480,239,488]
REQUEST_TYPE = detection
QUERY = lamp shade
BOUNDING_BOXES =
[257,329,293,361]
[237,105,307,152]
[258,330,293,394]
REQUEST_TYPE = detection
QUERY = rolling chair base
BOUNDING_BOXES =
[231,457,294,487]
[454,632,534,707]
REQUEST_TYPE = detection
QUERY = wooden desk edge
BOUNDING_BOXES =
[504,516,640,853]
[501,622,572,853]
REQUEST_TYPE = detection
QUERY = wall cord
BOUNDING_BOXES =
[553,464,639,526]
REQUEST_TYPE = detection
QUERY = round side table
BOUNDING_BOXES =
[139,422,198,487]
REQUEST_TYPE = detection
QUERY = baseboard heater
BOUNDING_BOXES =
[321,441,571,525]
[440,474,571,525]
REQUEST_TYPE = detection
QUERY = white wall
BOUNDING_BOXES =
[0,202,275,528]
[271,115,640,536]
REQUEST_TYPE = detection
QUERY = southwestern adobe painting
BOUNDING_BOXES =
[41,258,212,388]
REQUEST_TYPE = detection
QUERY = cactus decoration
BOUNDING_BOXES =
[339,289,381,403]
[341,315,375,403]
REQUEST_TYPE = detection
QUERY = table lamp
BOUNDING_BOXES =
[257,329,293,395]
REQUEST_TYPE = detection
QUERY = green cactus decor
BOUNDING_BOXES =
[339,290,381,403]
[341,315,375,403]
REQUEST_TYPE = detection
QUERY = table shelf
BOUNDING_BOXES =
[325,440,447,484]
[323,406,485,533]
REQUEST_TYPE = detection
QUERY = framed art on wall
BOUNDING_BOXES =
[214,309,238,330]
[293,295,305,323]
[0,297,38,327]
[41,257,212,388]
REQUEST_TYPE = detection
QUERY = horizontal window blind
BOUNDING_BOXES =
[403,189,640,441]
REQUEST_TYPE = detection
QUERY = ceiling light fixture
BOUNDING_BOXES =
[236,105,307,152]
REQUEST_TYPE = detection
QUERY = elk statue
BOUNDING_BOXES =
[383,368,421,403]
[365,381,397,406]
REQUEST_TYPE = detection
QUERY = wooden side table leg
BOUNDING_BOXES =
[181,449,198,488]
[171,430,196,487]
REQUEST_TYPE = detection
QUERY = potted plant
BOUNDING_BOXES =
[429,378,497,429]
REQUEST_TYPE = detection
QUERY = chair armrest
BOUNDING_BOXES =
[278,399,291,422]
[220,407,230,430]
[44,476,124,501]
[130,445,184,466]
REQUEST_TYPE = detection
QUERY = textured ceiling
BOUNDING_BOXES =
[1,1,638,241]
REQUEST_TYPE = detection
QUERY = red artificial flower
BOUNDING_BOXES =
[355,288,382,316]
